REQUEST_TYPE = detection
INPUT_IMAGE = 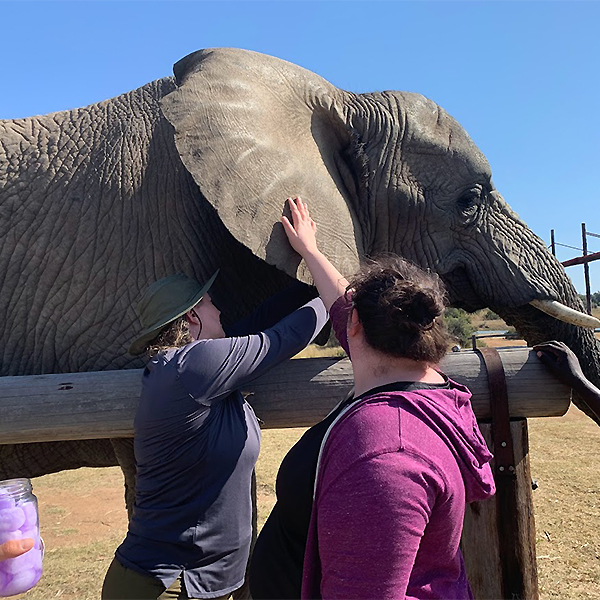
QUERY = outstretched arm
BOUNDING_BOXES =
[281,197,349,311]
[225,280,318,336]
[178,298,328,404]
[534,340,600,422]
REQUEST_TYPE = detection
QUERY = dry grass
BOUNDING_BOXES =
[255,428,307,530]
[294,344,346,359]
[529,406,600,599]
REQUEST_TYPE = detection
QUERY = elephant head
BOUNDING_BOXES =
[161,48,600,422]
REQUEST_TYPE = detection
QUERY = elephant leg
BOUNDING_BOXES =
[110,438,136,520]
[233,469,257,600]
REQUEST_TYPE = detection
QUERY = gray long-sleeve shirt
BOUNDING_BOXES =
[116,296,328,598]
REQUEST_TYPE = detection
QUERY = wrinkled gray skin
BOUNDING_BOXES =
[1,48,599,506]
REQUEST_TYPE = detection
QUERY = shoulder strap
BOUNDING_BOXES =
[312,390,364,500]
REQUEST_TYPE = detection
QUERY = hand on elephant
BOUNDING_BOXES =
[0,538,34,561]
[281,197,349,312]
[281,197,319,259]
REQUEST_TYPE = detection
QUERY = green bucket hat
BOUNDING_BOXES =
[128,270,219,356]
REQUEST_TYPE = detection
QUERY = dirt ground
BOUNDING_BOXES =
[35,471,128,549]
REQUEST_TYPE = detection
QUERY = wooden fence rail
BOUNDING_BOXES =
[0,348,570,444]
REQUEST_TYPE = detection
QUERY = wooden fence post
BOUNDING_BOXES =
[461,348,539,600]
[462,421,538,599]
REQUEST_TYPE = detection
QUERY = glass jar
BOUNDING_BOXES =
[0,479,43,597]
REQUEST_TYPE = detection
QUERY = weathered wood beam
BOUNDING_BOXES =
[0,348,570,444]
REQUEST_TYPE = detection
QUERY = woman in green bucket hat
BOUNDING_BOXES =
[102,264,328,599]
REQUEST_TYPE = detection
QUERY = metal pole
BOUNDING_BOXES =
[550,229,555,256]
[582,223,592,314]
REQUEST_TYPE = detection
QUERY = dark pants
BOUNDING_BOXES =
[101,557,232,600]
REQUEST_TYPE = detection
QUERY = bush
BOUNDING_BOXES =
[483,309,500,320]
[443,307,477,347]
[324,327,341,348]
[578,293,600,309]
[322,308,478,349]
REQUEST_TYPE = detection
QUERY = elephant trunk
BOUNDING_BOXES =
[495,285,600,425]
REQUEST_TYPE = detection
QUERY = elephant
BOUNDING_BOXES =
[1,47,599,506]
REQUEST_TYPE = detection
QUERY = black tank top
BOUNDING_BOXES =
[249,379,449,599]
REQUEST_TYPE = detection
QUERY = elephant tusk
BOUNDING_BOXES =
[529,299,600,329]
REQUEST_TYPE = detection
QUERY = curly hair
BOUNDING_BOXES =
[146,317,194,357]
[347,255,451,363]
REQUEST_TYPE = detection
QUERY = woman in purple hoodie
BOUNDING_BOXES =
[249,198,496,600]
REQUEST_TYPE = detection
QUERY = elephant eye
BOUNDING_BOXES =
[457,187,483,220]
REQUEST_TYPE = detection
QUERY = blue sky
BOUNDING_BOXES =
[2,1,599,293]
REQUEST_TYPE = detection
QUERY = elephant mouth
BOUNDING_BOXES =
[443,267,599,330]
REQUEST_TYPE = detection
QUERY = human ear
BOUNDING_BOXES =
[185,309,199,325]
[347,307,362,338]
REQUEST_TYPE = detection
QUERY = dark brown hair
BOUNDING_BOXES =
[146,317,193,357]
[347,255,451,363]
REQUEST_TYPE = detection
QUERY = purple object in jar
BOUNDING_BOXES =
[0,493,14,512]
[0,509,25,534]
[0,571,10,596]
[20,503,37,530]
[0,567,41,597]
[0,479,42,597]
[1,548,43,575]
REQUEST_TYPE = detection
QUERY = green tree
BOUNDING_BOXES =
[443,307,477,347]
[483,308,500,320]
[578,293,600,309]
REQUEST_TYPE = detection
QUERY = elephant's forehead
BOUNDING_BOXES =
[384,91,491,188]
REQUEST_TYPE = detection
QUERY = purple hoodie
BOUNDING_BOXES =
[301,296,496,599]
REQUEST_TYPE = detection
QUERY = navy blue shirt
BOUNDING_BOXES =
[116,291,327,598]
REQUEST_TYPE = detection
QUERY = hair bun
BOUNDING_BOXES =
[384,284,441,331]
[347,254,451,363]
[409,288,443,329]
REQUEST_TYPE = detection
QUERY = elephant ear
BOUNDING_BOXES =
[160,47,362,282]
